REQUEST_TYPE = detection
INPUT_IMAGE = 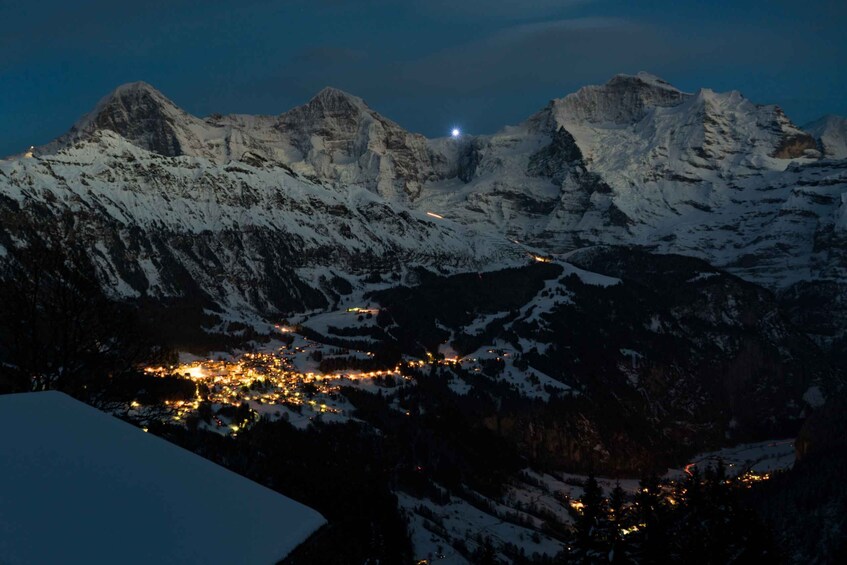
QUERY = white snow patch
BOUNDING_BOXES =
[0,391,325,565]
[802,385,826,408]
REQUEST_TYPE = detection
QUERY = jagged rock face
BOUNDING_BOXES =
[545,72,689,125]
[527,126,584,182]
[275,88,439,200]
[40,84,446,201]
[769,107,818,158]
[81,84,184,156]
[456,138,483,183]
[805,114,847,159]
[524,126,621,242]
[42,82,213,158]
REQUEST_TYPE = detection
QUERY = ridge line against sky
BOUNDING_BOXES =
[1,0,845,156]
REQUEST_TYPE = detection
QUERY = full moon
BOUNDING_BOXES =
[451,128,460,138]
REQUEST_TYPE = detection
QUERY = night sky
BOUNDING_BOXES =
[2,0,846,156]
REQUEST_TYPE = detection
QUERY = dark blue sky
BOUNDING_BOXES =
[2,0,845,156]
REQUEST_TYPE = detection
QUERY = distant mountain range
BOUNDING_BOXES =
[1,73,846,348]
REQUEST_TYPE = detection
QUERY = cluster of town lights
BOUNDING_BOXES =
[135,319,517,435]
[141,348,426,433]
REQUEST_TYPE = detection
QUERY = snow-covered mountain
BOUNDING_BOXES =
[38,82,449,201]
[806,114,847,160]
[416,73,846,289]
[4,73,847,322]
[1,128,517,317]
[41,82,214,158]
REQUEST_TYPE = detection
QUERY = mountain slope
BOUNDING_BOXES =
[269,87,445,200]
[805,114,847,160]
[2,130,518,317]
[414,73,845,290]
[366,250,838,472]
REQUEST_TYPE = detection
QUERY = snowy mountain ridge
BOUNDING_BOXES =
[37,81,450,201]
[4,72,847,321]
[1,129,519,316]
[414,73,845,289]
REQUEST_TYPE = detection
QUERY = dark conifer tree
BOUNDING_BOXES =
[608,482,631,563]
[566,471,610,563]
[630,474,666,563]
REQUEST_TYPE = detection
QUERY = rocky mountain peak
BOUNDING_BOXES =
[107,80,170,99]
[83,81,183,129]
[277,87,438,200]
[309,86,367,108]
[277,88,368,154]
[547,72,690,126]
[43,81,193,157]
[285,86,372,127]
[608,71,683,93]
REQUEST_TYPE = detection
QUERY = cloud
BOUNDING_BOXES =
[420,0,593,19]
[387,17,668,94]
[272,17,658,94]
[302,0,591,21]
[244,16,675,136]
[293,46,366,67]
[238,10,845,136]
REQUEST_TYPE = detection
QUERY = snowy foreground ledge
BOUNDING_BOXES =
[0,391,325,565]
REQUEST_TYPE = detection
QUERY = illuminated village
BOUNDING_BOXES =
[130,298,573,436]
[137,329,425,433]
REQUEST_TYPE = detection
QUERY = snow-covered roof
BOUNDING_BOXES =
[0,391,325,564]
